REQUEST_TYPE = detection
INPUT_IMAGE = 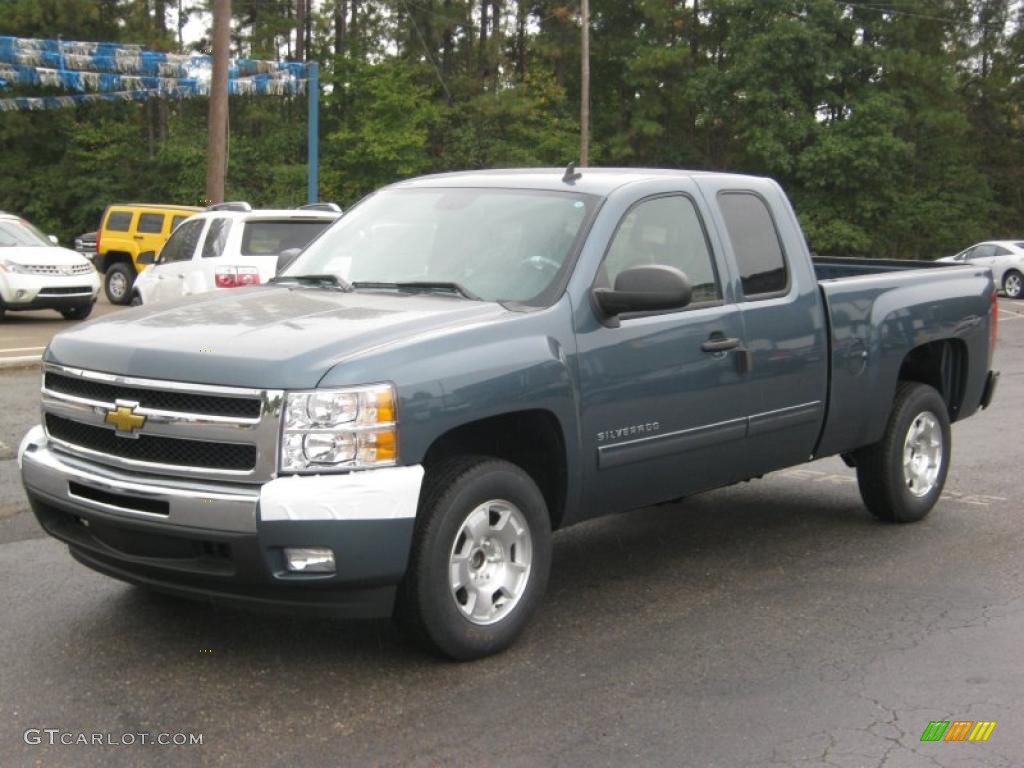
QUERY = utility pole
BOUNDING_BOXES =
[580,0,590,167]
[205,0,231,205]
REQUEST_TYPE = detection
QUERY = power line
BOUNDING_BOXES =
[398,0,452,101]
[841,1,1012,31]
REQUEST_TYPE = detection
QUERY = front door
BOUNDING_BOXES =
[575,192,753,517]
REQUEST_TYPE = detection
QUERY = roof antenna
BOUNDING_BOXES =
[562,162,583,185]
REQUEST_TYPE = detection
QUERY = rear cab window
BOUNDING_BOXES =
[104,211,133,232]
[718,192,789,299]
[241,219,332,256]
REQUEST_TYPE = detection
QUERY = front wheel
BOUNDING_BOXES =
[855,382,951,523]
[104,263,135,305]
[1003,270,1023,300]
[396,457,552,660]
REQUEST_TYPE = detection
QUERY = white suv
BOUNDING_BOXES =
[0,212,100,321]
[132,204,340,305]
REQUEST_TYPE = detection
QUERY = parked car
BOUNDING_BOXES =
[0,212,100,321]
[74,231,97,262]
[938,240,1024,298]
[94,202,202,305]
[131,204,340,306]
[22,169,999,659]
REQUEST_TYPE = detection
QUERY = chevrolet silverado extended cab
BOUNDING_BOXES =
[20,169,999,659]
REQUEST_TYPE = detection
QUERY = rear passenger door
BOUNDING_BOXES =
[575,190,754,516]
[712,188,828,474]
[150,218,206,304]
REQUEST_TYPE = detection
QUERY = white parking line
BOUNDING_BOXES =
[0,346,45,355]
[0,355,41,369]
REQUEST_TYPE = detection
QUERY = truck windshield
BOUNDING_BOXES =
[285,188,598,304]
[0,219,50,247]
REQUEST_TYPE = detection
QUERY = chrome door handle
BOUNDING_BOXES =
[701,337,740,353]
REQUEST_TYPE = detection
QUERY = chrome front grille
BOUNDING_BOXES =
[22,263,94,276]
[41,365,283,482]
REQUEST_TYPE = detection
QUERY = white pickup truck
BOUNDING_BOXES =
[132,204,340,305]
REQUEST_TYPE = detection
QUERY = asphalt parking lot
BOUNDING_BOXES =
[0,300,1022,767]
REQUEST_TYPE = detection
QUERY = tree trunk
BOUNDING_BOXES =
[479,0,489,77]
[335,0,347,57]
[515,0,526,78]
[296,0,306,61]
[442,0,454,78]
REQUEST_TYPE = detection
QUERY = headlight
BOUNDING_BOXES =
[280,384,397,472]
[0,259,29,274]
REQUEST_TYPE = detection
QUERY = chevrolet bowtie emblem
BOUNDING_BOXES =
[105,404,146,434]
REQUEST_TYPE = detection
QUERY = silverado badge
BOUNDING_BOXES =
[105,403,146,435]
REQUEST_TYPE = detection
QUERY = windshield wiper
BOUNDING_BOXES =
[350,281,481,300]
[268,273,353,291]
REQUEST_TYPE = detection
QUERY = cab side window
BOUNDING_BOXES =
[599,195,722,305]
[137,213,165,234]
[159,219,204,264]
[718,192,789,298]
[171,215,191,232]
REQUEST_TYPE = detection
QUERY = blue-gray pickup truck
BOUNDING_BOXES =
[20,168,1000,659]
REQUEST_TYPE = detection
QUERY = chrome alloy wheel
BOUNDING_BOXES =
[448,499,533,626]
[903,411,943,498]
[108,271,128,299]
[1005,272,1023,299]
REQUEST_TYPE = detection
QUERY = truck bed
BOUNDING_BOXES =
[813,255,953,280]
[812,257,995,459]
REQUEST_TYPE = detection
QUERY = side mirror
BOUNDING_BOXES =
[137,251,157,265]
[48,235,59,245]
[593,265,692,319]
[276,247,302,276]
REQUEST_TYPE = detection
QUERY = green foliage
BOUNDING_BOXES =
[0,0,1021,259]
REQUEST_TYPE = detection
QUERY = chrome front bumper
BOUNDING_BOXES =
[20,426,260,533]
[19,426,426,617]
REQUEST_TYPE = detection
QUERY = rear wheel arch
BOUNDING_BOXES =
[897,338,968,422]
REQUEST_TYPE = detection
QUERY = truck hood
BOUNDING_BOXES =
[45,285,510,388]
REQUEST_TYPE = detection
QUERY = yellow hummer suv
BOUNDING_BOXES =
[95,203,202,304]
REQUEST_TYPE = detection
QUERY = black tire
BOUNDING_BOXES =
[396,457,552,660]
[130,292,143,307]
[0,306,5,322]
[60,304,93,321]
[855,382,951,523]
[104,262,135,305]
[1003,269,1023,300]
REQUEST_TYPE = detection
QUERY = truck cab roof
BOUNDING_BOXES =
[391,167,773,197]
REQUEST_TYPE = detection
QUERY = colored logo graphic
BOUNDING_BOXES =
[105,403,146,435]
[920,721,997,742]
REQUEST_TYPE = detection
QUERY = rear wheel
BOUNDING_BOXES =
[1003,270,1023,300]
[855,382,951,523]
[60,304,93,321]
[396,457,552,660]
[104,262,135,305]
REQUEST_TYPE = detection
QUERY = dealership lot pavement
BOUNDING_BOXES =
[0,300,1022,767]
[0,294,119,369]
